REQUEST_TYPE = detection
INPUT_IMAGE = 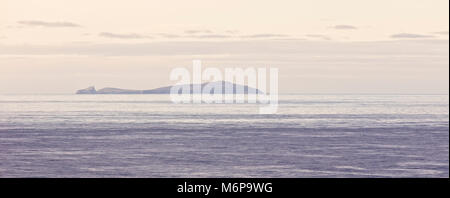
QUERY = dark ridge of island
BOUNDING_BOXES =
[76,81,264,94]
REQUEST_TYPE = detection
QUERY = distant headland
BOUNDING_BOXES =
[76,81,263,94]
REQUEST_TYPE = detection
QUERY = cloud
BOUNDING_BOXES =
[391,33,435,39]
[187,34,232,39]
[17,20,81,27]
[1,40,447,57]
[305,34,331,40]
[241,34,289,38]
[332,25,357,30]
[99,32,152,39]
[187,33,289,39]
[152,32,289,39]
[432,31,449,35]
[184,30,213,34]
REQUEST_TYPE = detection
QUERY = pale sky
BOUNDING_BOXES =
[0,0,448,93]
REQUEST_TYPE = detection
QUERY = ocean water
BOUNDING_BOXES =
[0,94,448,177]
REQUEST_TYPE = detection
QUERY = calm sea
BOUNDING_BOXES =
[0,94,448,177]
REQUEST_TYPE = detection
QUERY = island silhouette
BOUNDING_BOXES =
[76,81,263,94]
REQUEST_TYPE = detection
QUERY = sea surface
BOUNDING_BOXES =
[0,94,448,177]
